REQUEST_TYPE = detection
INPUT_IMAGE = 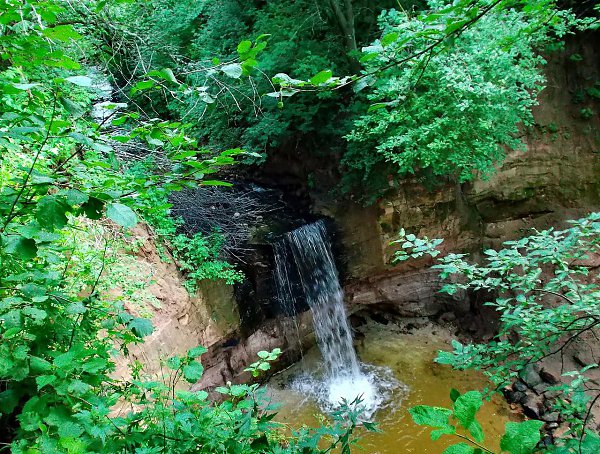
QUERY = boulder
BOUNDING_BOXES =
[523,393,544,419]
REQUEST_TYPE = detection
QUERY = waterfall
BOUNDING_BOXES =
[275,221,360,378]
[273,220,395,417]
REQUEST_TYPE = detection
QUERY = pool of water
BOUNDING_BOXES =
[268,322,519,453]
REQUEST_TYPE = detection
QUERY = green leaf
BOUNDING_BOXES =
[62,189,89,205]
[58,422,84,438]
[579,431,600,452]
[410,405,453,428]
[445,19,469,35]
[149,68,178,83]
[35,196,70,231]
[60,97,84,118]
[5,236,38,260]
[468,420,485,444]
[23,307,47,324]
[188,346,208,358]
[454,391,483,432]
[60,437,87,453]
[237,40,252,55]
[12,83,40,90]
[54,352,76,369]
[30,357,52,374]
[66,302,87,315]
[367,102,388,112]
[133,80,155,92]
[128,316,153,338]
[200,180,233,187]
[310,70,333,85]
[381,32,399,46]
[450,388,461,402]
[161,68,177,83]
[443,443,475,454]
[431,426,457,440]
[221,63,243,79]
[166,356,181,370]
[82,357,108,374]
[67,380,91,396]
[36,375,57,390]
[106,203,137,229]
[42,25,82,42]
[500,420,544,454]
[0,390,20,414]
[182,361,204,383]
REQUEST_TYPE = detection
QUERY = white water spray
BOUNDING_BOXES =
[273,221,397,418]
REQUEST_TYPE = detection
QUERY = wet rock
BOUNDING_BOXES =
[523,393,544,419]
[514,381,528,392]
[543,389,561,399]
[542,412,560,423]
[520,363,543,388]
[539,435,554,449]
[540,368,560,384]
[505,390,526,404]
[574,351,597,368]
[547,422,559,430]
[544,399,557,411]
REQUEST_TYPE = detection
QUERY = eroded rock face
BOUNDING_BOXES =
[345,269,460,317]
[113,225,316,390]
[113,225,239,383]
[323,32,600,433]
[326,32,600,320]
[191,312,315,392]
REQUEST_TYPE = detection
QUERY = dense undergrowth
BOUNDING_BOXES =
[396,216,600,452]
[1,0,600,453]
[0,1,363,452]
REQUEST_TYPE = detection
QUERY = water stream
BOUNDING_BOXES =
[273,221,397,417]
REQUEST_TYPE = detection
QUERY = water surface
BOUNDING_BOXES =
[269,323,519,453]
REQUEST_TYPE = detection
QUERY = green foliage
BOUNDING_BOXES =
[580,107,595,119]
[587,82,600,100]
[410,390,543,454]
[265,1,592,202]
[394,213,600,449]
[171,231,244,291]
[245,348,282,378]
[95,0,594,206]
[391,228,443,262]
[103,0,413,174]
[343,2,562,197]
[0,1,368,452]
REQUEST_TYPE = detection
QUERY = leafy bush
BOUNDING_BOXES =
[393,213,600,450]
[0,1,368,452]
[580,107,595,119]
[171,231,244,291]
[410,389,545,454]
[343,2,566,198]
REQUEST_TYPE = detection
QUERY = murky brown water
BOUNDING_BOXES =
[268,323,519,453]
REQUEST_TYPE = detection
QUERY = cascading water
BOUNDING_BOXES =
[273,220,398,418]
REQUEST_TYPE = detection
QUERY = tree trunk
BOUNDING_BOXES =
[325,0,360,73]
